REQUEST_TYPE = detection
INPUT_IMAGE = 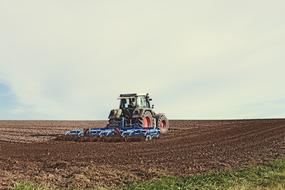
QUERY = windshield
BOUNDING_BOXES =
[120,98,136,109]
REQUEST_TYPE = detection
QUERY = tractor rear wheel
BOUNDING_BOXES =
[108,118,120,127]
[134,111,153,128]
[155,114,169,134]
[109,117,131,128]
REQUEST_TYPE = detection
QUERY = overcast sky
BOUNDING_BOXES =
[0,0,284,119]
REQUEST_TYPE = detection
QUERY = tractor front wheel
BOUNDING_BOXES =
[155,114,169,134]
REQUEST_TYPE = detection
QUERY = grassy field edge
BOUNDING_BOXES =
[12,159,285,190]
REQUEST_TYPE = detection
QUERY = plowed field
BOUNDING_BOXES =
[0,119,284,189]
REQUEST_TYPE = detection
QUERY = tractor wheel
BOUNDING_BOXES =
[134,111,154,128]
[155,114,169,134]
[108,118,120,127]
[109,117,131,128]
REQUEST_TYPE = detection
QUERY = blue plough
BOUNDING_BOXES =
[64,118,160,141]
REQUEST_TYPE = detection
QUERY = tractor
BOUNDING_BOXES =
[108,93,169,134]
[63,93,169,141]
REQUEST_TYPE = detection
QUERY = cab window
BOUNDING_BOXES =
[137,97,147,108]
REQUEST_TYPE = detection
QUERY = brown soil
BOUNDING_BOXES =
[0,119,284,189]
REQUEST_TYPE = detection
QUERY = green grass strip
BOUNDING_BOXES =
[11,159,285,190]
[126,159,285,190]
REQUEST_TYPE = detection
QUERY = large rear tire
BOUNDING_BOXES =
[133,111,153,128]
[108,118,120,127]
[155,114,169,134]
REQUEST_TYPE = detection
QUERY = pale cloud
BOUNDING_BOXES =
[0,0,284,119]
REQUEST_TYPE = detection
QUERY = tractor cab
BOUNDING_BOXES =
[119,97,136,109]
[118,93,152,109]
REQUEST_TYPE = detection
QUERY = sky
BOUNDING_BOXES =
[0,0,284,120]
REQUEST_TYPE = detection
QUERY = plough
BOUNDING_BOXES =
[64,118,160,141]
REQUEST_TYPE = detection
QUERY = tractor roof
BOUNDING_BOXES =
[118,93,148,99]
